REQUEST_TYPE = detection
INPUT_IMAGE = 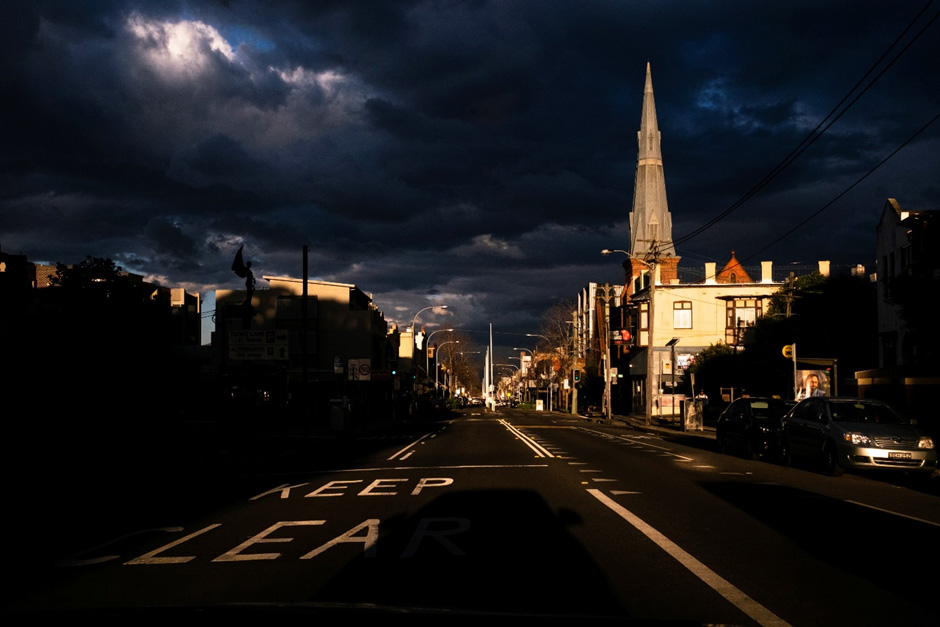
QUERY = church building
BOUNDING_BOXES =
[616,64,828,416]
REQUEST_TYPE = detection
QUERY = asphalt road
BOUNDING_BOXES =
[6,407,939,624]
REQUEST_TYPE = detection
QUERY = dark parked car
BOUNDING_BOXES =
[779,397,938,476]
[716,397,792,459]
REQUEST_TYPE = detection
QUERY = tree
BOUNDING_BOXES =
[48,255,123,288]
[536,299,578,409]
[688,342,740,400]
[745,272,877,397]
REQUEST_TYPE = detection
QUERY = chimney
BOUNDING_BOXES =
[705,262,717,284]
[761,261,773,283]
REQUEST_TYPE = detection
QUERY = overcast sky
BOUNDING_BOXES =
[2,1,938,350]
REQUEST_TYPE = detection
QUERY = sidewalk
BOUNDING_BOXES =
[582,411,717,443]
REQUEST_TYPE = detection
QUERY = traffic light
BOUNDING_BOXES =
[573,369,581,382]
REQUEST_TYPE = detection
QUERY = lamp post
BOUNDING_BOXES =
[436,340,459,397]
[591,283,618,422]
[409,305,448,409]
[494,363,519,402]
[513,347,534,403]
[666,337,679,423]
[525,334,553,411]
[426,328,454,392]
[411,304,448,334]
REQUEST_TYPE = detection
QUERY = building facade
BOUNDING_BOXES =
[856,198,940,420]
[214,276,401,427]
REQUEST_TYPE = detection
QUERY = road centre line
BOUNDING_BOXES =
[500,420,555,458]
[588,489,791,627]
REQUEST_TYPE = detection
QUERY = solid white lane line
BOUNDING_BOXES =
[387,432,435,461]
[587,489,791,627]
[844,500,940,527]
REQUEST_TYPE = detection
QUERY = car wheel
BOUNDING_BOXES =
[822,443,844,477]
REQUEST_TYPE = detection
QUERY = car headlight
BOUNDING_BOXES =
[844,433,872,446]
[918,437,935,449]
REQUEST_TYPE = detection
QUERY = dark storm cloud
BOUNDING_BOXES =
[1,0,938,334]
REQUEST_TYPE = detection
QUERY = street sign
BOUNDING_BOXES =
[228,330,289,360]
[347,359,372,381]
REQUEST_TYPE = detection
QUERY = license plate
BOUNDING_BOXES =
[888,452,912,459]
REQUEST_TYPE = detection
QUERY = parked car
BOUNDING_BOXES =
[779,397,937,476]
[716,397,792,459]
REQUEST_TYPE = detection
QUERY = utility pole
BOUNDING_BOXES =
[571,310,578,416]
[640,240,662,427]
[785,272,796,318]
[594,284,618,421]
[601,242,663,426]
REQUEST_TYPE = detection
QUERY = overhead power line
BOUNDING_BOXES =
[672,0,938,249]
[743,109,940,262]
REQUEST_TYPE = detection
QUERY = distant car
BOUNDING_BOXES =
[779,397,938,476]
[716,397,791,459]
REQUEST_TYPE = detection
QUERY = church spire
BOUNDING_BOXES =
[629,63,674,259]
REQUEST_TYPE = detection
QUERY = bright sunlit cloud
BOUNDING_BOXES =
[126,13,236,78]
[454,234,524,259]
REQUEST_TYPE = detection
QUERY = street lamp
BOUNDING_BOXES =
[666,338,679,424]
[513,348,535,403]
[524,335,553,411]
[435,340,459,396]
[513,347,535,368]
[593,283,618,422]
[426,328,454,390]
[411,304,448,335]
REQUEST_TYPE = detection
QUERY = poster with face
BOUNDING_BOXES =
[796,369,829,400]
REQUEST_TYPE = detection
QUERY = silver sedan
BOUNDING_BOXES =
[779,397,937,476]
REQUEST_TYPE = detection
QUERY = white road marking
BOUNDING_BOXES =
[845,500,940,527]
[500,420,555,458]
[387,432,435,461]
[57,527,186,567]
[126,525,222,565]
[588,489,791,627]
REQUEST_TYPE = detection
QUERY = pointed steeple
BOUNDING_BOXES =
[629,63,674,259]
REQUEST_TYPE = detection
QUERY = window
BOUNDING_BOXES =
[725,298,761,344]
[673,301,692,329]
